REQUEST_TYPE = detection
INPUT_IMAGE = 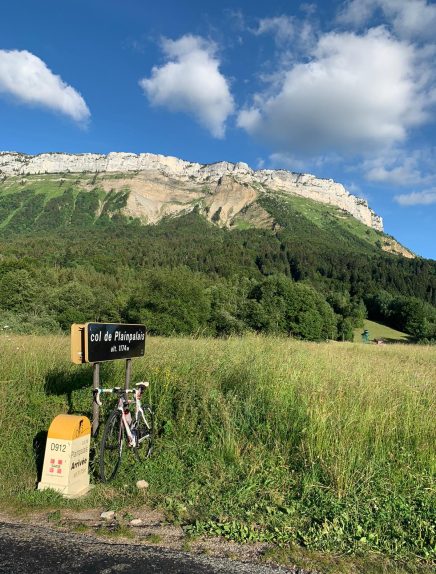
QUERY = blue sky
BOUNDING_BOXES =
[0,0,435,259]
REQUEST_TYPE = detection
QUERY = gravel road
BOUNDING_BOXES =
[0,520,314,574]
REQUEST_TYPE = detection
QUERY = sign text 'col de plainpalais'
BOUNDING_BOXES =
[71,323,146,363]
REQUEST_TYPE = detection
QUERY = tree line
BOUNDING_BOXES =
[0,194,435,341]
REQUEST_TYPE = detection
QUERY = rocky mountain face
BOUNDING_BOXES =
[0,151,383,231]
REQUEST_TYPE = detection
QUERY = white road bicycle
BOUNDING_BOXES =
[94,382,154,482]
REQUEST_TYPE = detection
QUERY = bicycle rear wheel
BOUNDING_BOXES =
[133,405,154,462]
[99,409,124,482]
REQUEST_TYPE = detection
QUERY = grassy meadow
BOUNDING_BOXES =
[353,319,411,344]
[0,334,435,571]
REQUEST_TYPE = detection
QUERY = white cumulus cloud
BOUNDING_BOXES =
[0,50,90,122]
[339,0,436,41]
[367,163,424,186]
[269,151,342,172]
[394,188,436,206]
[251,15,316,62]
[139,35,234,138]
[252,16,296,45]
[237,27,429,155]
[362,147,436,186]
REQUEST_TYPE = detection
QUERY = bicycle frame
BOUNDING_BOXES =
[116,390,149,446]
[94,384,151,447]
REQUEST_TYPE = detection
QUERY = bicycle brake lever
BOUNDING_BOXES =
[93,388,102,406]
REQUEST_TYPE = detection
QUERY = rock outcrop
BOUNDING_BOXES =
[0,151,383,230]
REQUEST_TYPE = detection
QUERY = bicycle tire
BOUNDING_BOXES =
[99,409,124,482]
[133,405,154,462]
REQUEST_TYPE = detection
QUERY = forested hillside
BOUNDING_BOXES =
[0,177,435,341]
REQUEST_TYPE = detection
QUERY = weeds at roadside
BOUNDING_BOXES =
[96,523,134,539]
[46,510,61,523]
[261,545,436,574]
[70,522,89,534]
[144,533,162,544]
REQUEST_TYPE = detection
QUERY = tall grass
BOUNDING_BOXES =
[0,334,434,563]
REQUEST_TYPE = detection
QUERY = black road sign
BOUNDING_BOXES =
[84,323,146,363]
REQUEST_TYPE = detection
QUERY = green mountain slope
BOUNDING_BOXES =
[0,173,411,256]
[0,173,434,341]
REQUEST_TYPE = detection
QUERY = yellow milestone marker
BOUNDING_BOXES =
[38,414,92,498]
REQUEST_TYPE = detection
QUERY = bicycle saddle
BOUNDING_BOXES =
[136,381,149,388]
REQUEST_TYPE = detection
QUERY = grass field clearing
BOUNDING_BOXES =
[0,334,434,573]
[353,319,411,343]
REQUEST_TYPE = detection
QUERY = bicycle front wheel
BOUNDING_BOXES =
[133,405,154,462]
[99,409,124,482]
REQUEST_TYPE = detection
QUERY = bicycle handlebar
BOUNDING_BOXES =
[93,382,150,406]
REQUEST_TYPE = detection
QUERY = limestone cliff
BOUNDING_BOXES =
[0,151,383,231]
